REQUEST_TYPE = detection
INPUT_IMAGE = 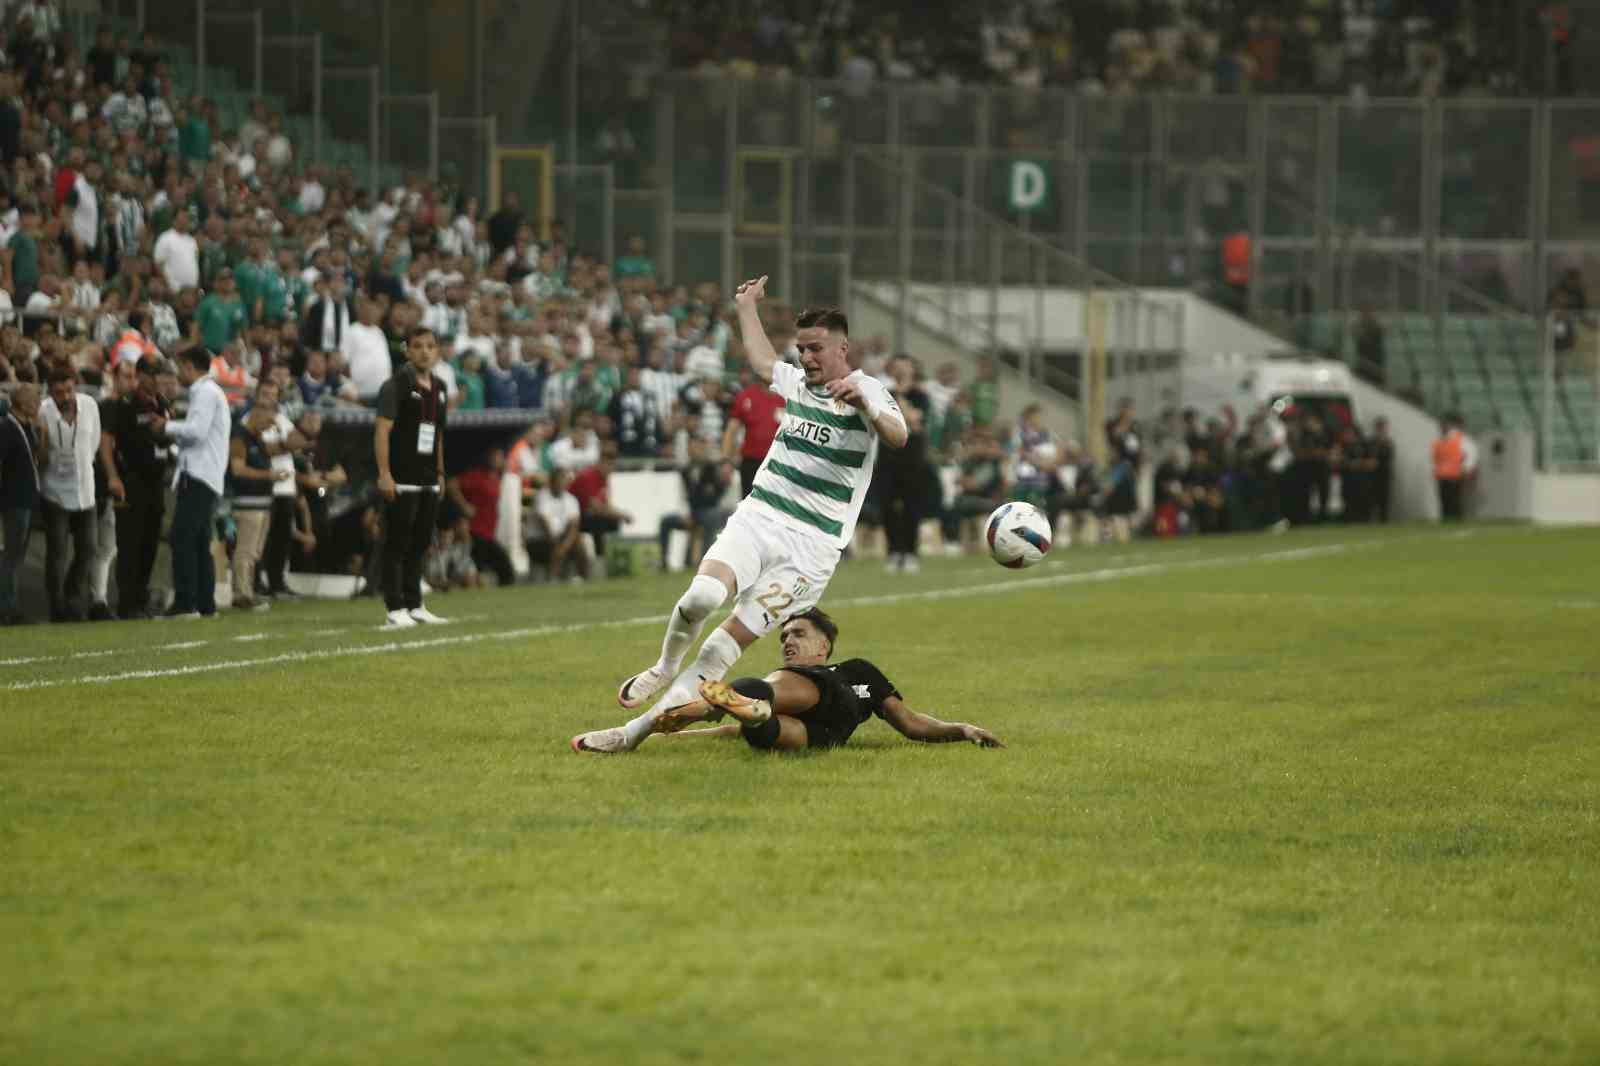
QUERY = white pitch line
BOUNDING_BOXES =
[232,633,270,642]
[7,541,1365,692]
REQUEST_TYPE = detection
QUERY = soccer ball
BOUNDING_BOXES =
[986,501,1052,569]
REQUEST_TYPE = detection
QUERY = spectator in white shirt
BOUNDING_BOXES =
[67,259,100,315]
[641,344,683,422]
[452,310,497,364]
[152,347,232,617]
[683,338,724,382]
[341,298,393,401]
[17,1,61,42]
[24,274,64,321]
[152,211,200,292]
[298,166,327,214]
[64,162,103,261]
[529,466,589,581]
[37,368,103,622]
[547,411,601,473]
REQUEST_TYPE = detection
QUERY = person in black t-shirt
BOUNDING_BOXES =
[573,607,1003,753]
[875,354,934,573]
[1369,417,1395,523]
[101,356,171,617]
[374,326,448,628]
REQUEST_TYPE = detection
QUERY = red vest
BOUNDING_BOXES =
[1222,232,1252,285]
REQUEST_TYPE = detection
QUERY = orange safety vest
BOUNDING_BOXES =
[111,329,157,368]
[210,356,251,407]
[1432,430,1465,481]
[1222,232,1252,285]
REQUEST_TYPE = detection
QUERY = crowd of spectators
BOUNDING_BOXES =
[853,360,1397,573]
[0,6,1423,627]
[662,0,1571,100]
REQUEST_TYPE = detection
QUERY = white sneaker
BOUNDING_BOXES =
[383,609,418,629]
[943,542,963,558]
[409,607,449,624]
[884,553,903,574]
[901,555,921,575]
[570,727,629,754]
[617,664,671,709]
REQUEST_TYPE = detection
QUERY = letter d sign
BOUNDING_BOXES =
[1009,161,1047,213]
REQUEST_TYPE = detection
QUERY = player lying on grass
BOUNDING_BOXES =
[572,608,1003,753]
[572,277,908,755]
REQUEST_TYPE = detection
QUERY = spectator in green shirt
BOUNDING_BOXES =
[968,354,1000,428]
[614,234,656,292]
[256,251,293,325]
[196,268,247,354]
[233,238,271,322]
[178,97,211,166]
[197,215,229,289]
[6,202,42,304]
[454,350,486,411]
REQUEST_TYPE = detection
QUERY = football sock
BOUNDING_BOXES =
[730,677,776,702]
[741,717,783,750]
[656,574,728,676]
[623,628,744,749]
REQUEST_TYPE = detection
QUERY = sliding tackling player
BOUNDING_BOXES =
[576,608,1003,753]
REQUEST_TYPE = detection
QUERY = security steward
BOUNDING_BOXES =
[101,356,172,618]
[374,326,449,628]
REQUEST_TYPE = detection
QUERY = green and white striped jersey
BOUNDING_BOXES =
[743,362,903,549]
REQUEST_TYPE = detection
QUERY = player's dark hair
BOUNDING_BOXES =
[795,307,848,336]
[784,607,838,656]
[46,366,75,388]
[176,345,211,372]
[407,325,436,344]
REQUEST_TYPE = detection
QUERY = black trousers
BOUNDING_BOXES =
[1373,473,1392,523]
[382,489,439,611]
[170,475,218,615]
[739,457,762,499]
[470,534,516,586]
[0,505,32,616]
[658,508,729,567]
[115,480,165,616]
[41,498,96,618]
[879,463,929,557]
[580,513,622,558]
[260,496,297,592]
[1437,478,1464,521]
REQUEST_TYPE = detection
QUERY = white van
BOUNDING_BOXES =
[1181,354,1360,431]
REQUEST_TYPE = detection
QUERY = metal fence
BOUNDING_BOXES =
[618,75,1600,466]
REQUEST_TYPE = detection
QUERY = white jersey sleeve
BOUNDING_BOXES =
[768,361,806,402]
[848,372,905,437]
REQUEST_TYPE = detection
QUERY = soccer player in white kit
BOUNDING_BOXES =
[572,275,908,753]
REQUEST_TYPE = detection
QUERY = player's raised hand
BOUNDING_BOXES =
[734,275,768,308]
[959,724,1005,748]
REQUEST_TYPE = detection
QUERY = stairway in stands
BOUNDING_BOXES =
[1301,312,1598,464]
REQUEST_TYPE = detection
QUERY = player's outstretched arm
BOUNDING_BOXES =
[734,275,779,383]
[879,696,1004,748]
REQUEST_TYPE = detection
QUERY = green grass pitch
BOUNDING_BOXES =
[3,524,1598,1065]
